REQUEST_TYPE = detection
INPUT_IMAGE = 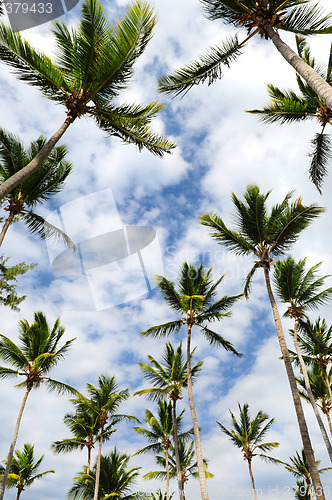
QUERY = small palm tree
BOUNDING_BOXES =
[0,255,35,310]
[134,342,202,500]
[0,0,175,201]
[0,129,73,248]
[68,447,141,500]
[217,403,279,500]
[141,262,242,500]
[71,374,138,500]
[272,256,332,459]
[247,36,332,192]
[0,311,77,499]
[200,185,325,497]
[0,443,55,499]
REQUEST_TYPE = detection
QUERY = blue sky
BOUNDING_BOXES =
[1,0,332,498]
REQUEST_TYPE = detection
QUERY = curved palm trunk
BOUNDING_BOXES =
[0,387,31,500]
[324,409,332,438]
[293,318,332,462]
[93,432,103,500]
[264,24,332,111]
[0,117,74,202]
[165,446,170,500]
[186,324,209,500]
[322,367,332,406]
[87,445,92,477]
[0,212,15,246]
[172,399,185,500]
[247,459,257,500]
[263,268,325,499]
[16,486,23,500]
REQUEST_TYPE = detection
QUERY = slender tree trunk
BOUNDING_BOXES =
[172,399,185,500]
[265,24,332,111]
[0,212,15,246]
[87,446,92,477]
[325,410,332,438]
[293,318,332,462]
[247,459,257,500]
[0,117,74,201]
[0,387,31,500]
[322,367,332,406]
[16,486,23,500]
[186,323,209,500]
[93,432,103,500]
[263,268,325,499]
[165,446,170,500]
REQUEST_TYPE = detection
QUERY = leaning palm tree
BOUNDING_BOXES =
[134,342,202,500]
[0,311,77,500]
[141,262,242,500]
[0,255,35,310]
[158,0,332,112]
[200,185,325,497]
[0,443,55,499]
[0,0,175,201]
[247,36,332,192]
[272,256,332,460]
[0,129,74,248]
[71,375,137,500]
[217,403,279,500]
[68,447,141,500]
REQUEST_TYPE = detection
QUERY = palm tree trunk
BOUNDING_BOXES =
[87,446,92,477]
[0,212,15,246]
[293,318,332,462]
[264,24,332,111]
[16,486,23,500]
[263,267,326,499]
[165,447,170,500]
[325,410,332,438]
[247,459,257,500]
[0,116,74,202]
[186,323,209,500]
[172,399,185,500]
[93,433,103,500]
[0,387,31,500]
[322,367,332,406]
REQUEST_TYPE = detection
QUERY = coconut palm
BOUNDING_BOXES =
[158,0,332,112]
[217,403,279,500]
[247,36,332,192]
[71,374,137,500]
[294,480,311,500]
[297,364,332,437]
[140,262,242,500]
[134,342,202,500]
[0,443,55,499]
[0,255,35,310]
[0,128,73,248]
[0,311,76,500]
[200,185,325,497]
[0,0,175,201]
[272,256,332,460]
[68,447,141,500]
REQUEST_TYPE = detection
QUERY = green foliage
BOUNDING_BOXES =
[0,255,35,310]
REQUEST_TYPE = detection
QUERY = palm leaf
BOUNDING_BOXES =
[308,131,331,193]
[199,325,242,355]
[281,3,332,35]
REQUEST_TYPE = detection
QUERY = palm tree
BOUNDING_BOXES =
[297,363,332,437]
[294,480,311,500]
[0,0,175,201]
[0,129,74,248]
[200,185,325,498]
[0,311,77,500]
[140,262,242,500]
[217,403,279,500]
[247,36,332,192]
[0,443,55,499]
[0,255,35,310]
[272,256,332,460]
[158,0,332,112]
[71,374,137,500]
[134,342,202,500]
[68,447,141,500]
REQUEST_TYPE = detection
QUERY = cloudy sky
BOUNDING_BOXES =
[1,0,332,498]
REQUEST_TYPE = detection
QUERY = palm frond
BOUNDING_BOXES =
[308,132,331,193]
[199,326,242,356]
[281,3,332,35]
[140,320,183,338]
[22,211,76,249]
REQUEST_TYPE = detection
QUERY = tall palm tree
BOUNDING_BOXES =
[68,447,141,500]
[272,256,332,460]
[0,0,175,201]
[217,403,279,500]
[71,374,137,500]
[200,185,325,497]
[158,0,332,112]
[134,342,202,500]
[0,311,77,500]
[247,36,332,192]
[0,443,55,499]
[0,255,35,310]
[0,129,74,248]
[140,262,242,500]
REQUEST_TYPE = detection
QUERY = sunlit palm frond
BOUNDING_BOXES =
[281,3,332,35]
